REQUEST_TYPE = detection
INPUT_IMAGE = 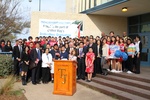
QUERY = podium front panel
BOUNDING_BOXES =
[53,60,76,96]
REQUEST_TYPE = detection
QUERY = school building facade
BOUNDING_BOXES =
[30,0,150,66]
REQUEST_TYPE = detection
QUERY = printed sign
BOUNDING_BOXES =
[39,19,83,38]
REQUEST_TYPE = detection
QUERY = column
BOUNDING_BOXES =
[76,0,79,13]
[79,0,82,12]
[91,0,94,8]
[86,0,89,10]
[97,0,102,6]
[82,0,85,11]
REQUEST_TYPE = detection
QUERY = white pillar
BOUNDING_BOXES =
[86,0,90,10]
[97,0,102,6]
[91,0,94,8]
[82,0,85,11]
[79,0,82,12]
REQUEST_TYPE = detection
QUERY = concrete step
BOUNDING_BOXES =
[92,77,150,99]
[96,74,150,91]
[77,80,149,100]
[108,72,150,83]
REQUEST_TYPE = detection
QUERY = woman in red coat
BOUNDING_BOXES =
[85,47,95,82]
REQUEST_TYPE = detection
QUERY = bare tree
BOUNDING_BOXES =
[0,0,30,40]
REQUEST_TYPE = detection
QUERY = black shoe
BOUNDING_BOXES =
[135,72,140,74]
[32,82,36,85]
[86,80,91,82]
[36,82,41,84]
[51,80,54,83]
[21,76,26,85]
[24,75,27,85]
[82,78,85,80]
[77,78,81,80]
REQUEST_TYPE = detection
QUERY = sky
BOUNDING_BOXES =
[20,0,66,20]
[16,0,66,39]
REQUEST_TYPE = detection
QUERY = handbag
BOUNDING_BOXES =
[19,61,23,67]
[29,61,37,69]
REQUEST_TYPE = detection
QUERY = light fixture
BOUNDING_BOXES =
[122,7,127,12]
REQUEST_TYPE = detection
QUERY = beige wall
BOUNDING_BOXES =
[66,0,78,13]
[30,12,127,39]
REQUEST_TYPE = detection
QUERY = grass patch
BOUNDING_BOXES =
[9,89,24,96]
[0,75,23,96]
[0,75,15,95]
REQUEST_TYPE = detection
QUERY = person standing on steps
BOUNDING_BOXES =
[50,44,60,83]
[42,48,52,84]
[30,42,42,85]
[21,46,30,85]
[77,42,86,80]
[13,39,23,77]
[85,47,95,82]
[134,35,142,74]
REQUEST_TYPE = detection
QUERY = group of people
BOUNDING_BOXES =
[0,31,142,85]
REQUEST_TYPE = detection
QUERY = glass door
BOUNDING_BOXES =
[139,33,150,67]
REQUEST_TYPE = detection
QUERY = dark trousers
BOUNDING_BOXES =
[96,57,102,74]
[31,61,42,83]
[14,60,20,76]
[42,67,50,83]
[77,58,85,79]
[92,60,96,77]
[122,61,127,71]
[26,69,31,82]
[134,54,141,73]
[127,56,134,71]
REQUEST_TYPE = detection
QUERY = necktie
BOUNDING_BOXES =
[19,46,22,58]
[79,48,83,57]
[38,50,41,60]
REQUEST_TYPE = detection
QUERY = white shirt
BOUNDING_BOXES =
[135,41,140,53]
[97,45,100,57]
[42,53,52,68]
[36,48,39,53]
[102,44,109,57]
[69,54,77,61]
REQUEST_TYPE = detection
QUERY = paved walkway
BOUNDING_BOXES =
[15,82,117,100]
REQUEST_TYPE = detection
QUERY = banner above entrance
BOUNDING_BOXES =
[39,19,83,38]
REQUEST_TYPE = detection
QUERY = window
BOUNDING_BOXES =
[129,25,139,33]
[141,13,150,23]
[128,16,139,25]
[141,24,150,33]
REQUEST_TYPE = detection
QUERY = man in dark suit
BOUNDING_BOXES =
[13,39,23,76]
[30,42,42,85]
[66,42,75,54]
[95,40,103,74]
[50,44,60,83]
[87,38,97,77]
[77,42,86,80]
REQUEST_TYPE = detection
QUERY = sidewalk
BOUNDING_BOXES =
[15,82,117,100]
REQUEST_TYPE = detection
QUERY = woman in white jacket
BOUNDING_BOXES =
[42,48,52,84]
[101,38,109,71]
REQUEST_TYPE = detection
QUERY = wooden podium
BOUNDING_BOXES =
[53,60,77,96]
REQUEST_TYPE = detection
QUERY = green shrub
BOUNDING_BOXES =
[0,54,13,77]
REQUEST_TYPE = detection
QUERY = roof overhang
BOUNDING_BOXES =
[81,0,150,17]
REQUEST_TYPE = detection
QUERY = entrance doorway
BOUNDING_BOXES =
[129,33,150,67]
